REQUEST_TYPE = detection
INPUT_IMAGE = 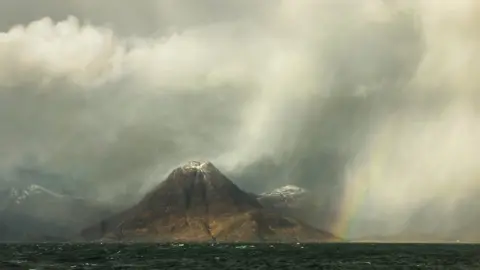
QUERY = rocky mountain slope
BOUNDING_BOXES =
[0,184,112,242]
[257,185,310,212]
[81,161,339,243]
[257,185,336,230]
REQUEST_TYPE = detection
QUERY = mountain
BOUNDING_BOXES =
[257,185,335,231]
[0,184,66,208]
[82,161,339,243]
[0,184,112,242]
[258,185,309,210]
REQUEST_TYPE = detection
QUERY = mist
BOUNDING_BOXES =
[0,0,479,240]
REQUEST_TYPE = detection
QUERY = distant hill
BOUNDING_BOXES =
[82,161,339,243]
[257,185,336,231]
[0,184,112,242]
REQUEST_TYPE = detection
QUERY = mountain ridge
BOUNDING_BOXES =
[0,183,112,242]
[81,161,339,243]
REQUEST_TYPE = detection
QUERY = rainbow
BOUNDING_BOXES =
[331,121,396,239]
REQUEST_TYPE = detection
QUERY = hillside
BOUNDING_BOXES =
[82,161,339,243]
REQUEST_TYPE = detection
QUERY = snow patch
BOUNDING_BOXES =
[7,184,64,204]
[181,161,215,174]
[261,185,307,197]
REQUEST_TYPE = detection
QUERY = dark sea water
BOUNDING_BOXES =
[1,243,479,269]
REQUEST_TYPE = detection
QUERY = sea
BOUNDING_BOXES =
[1,243,479,269]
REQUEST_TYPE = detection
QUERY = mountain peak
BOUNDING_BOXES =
[165,160,232,189]
[258,185,312,216]
[261,185,307,197]
[181,161,215,173]
[82,162,338,243]
[146,160,260,215]
[4,184,64,205]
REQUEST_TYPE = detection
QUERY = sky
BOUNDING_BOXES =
[0,0,480,239]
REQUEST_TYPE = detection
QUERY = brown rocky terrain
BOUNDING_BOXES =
[81,161,339,243]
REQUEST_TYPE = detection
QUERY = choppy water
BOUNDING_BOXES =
[1,243,479,269]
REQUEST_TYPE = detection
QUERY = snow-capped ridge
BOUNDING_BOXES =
[178,161,224,179]
[162,160,230,188]
[261,185,307,197]
[181,161,215,173]
[8,184,64,204]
